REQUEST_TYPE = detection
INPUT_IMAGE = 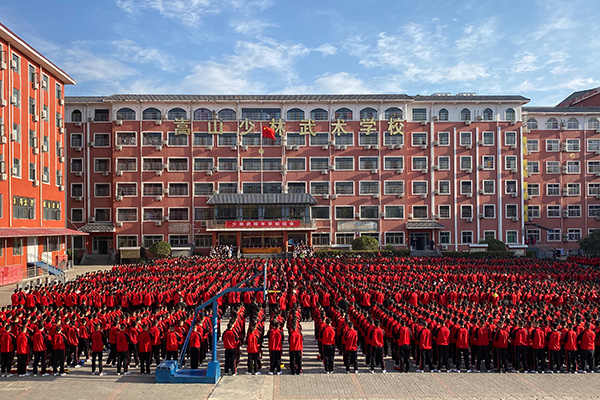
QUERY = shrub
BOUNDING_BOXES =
[149,241,171,258]
[351,236,379,251]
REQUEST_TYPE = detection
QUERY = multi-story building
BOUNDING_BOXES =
[68,92,570,257]
[0,22,83,284]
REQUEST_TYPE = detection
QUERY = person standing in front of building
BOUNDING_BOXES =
[52,325,67,376]
[321,318,336,374]
[267,322,283,375]
[16,326,30,377]
[90,324,106,375]
[138,324,152,375]
[344,322,359,373]
[32,323,49,376]
[115,324,131,375]
[222,322,238,375]
[288,323,303,375]
[369,320,385,373]
[416,320,433,372]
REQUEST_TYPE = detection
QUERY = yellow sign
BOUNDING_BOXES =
[174,118,191,135]
[208,119,223,135]
[270,119,285,137]
[360,118,377,135]
[299,119,316,136]
[331,119,348,136]
[239,118,254,135]
[388,118,404,135]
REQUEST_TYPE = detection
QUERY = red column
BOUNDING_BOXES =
[307,232,312,246]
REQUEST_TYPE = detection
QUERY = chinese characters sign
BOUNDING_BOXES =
[174,118,191,135]
[225,220,301,228]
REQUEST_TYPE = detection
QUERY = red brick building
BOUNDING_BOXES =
[0,23,83,284]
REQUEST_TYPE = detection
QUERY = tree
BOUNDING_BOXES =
[478,237,508,253]
[149,241,171,258]
[352,235,379,251]
[579,230,600,255]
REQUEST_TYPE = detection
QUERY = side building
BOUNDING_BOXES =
[64,93,552,257]
[0,23,84,285]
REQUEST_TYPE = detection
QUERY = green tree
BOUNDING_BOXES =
[352,235,379,251]
[579,230,600,255]
[478,237,508,253]
[149,241,171,258]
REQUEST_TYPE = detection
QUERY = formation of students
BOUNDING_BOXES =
[1,255,600,377]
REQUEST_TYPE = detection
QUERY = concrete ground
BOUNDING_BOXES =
[1,264,600,399]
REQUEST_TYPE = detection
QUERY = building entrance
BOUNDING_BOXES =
[409,232,431,251]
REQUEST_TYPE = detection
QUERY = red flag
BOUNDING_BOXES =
[262,125,276,140]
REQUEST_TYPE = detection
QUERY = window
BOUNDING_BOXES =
[504,131,517,146]
[310,157,329,171]
[312,233,330,246]
[359,181,379,195]
[385,107,402,119]
[262,158,282,171]
[438,108,448,121]
[506,231,518,244]
[547,229,561,242]
[412,181,427,195]
[506,204,518,218]
[359,157,378,170]
[142,158,163,172]
[412,156,428,171]
[169,183,189,196]
[71,133,83,148]
[439,205,451,219]
[526,118,538,130]
[218,182,237,194]
[383,181,404,196]
[218,158,237,172]
[217,109,236,120]
[91,133,109,148]
[526,229,541,243]
[566,160,580,174]
[243,182,261,194]
[168,208,189,221]
[567,229,582,241]
[193,158,214,172]
[439,231,451,244]
[288,182,306,194]
[95,209,111,222]
[142,108,162,120]
[360,107,377,119]
[143,132,162,146]
[438,131,450,146]
[460,205,473,219]
[385,232,405,246]
[192,108,212,121]
[116,132,136,146]
[481,156,494,170]
[28,162,35,181]
[527,139,539,153]
[589,205,600,218]
[286,132,305,146]
[412,132,427,146]
[588,139,600,152]
[311,206,329,219]
[546,161,560,174]
[482,180,495,194]
[263,182,282,194]
[71,209,83,223]
[242,158,261,172]
[566,139,580,152]
[168,132,188,146]
[382,157,403,171]
[95,183,110,197]
[168,108,187,120]
[546,139,560,152]
[286,108,304,120]
[589,183,600,196]
[13,196,35,219]
[310,108,328,121]
[482,131,494,146]
[194,208,214,221]
[459,156,472,171]
[335,181,354,195]
[71,183,83,198]
[483,108,494,121]
[567,205,581,218]
[194,183,214,196]
[358,132,378,146]
[241,108,280,120]
[461,231,473,244]
[412,108,427,121]
[168,158,188,172]
[334,157,353,171]
[505,180,518,194]
[483,204,495,218]
[42,166,49,183]
[505,108,516,121]
[11,54,20,73]
[12,88,20,108]
[335,206,354,220]
[527,183,540,197]
[29,96,35,115]
[567,118,579,130]
[116,158,136,172]
[310,182,329,195]
[438,181,450,195]
[241,132,261,146]
[116,236,138,248]
[546,118,559,129]
[360,206,379,219]
[116,183,137,197]
[547,205,561,219]
[117,208,137,222]
[504,156,517,170]
[143,235,163,248]
[143,183,162,197]
[309,132,329,146]
[116,108,135,120]
[460,108,471,121]
[567,183,581,196]
[547,184,560,196]
[195,235,212,248]
[12,158,21,178]
[143,208,163,222]
[217,132,237,146]
[437,156,450,170]
[460,131,472,147]
[334,131,353,146]
[13,238,23,256]
[460,181,472,195]
[193,132,212,146]
[384,205,404,219]
[527,205,540,219]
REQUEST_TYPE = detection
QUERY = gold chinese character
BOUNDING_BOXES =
[174,118,191,136]
[238,118,254,135]
[299,119,316,136]
[360,118,377,135]
[387,117,405,136]
[331,119,347,136]
[270,119,285,137]
[208,119,223,135]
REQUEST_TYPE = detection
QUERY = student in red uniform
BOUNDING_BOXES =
[32,323,49,376]
[397,319,412,373]
[149,320,162,366]
[530,320,546,373]
[52,325,67,376]
[547,323,562,373]
[1,323,15,377]
[246,325,261,375]
[165,325,180,361]
[562,324,578,373]
[578,322,595,373]
[288,322,303,375]
[106,320,120,367]
[16,326,30,377]
[267,322,284,375]
[115,324,131,375]
[493,321,509,373]
[222,322,238,375]
[512,321,529,372]
[454,320,471,372]
[369,320,385,373]
[435,321,451,372]
[416,321,433,372]
[343,322,358,373]
[188,324,202,370]
[90,324,106,375]
[474,319,491,372]
[321,318,336,374]
[138,324,152,374]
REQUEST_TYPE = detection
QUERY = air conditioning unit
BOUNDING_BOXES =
[466,217,473,223]
[509,144,517,149]
[478,165,485,170]
[0,99,6,107]
[420,193,427,199]
[0,135,5,144]
[155,221,162,226]
[334,145,341,151]
[163,187,169,194]
[115,145,123,151]
[561,142,568,151]
[10,96,17,105]
[465,168,472,174]
[433,190,439,195]
[32,115,39,122]
[465,193,473,198]
[161,140,168,146]
[240,145,248,151]
[330,194,337,199]
[562,188,569,196]
[432,116,439,122]
[420,144,427,150]
[116,222,123,227]
[441,245,448,251]
[200,221,208,227]
[328,139,335,146]
[155,120,162,126]
[365,145,372,150]
[115,170,123,176]
[465,120,471,126]
[422,168,428,174]
[162,163,169,170]
[155,145,162,151]
[323,194,330,200]
[477,115,484,121]
[206,170,213,176]
[0,173,7,181]
[286,145,293,151]
[432,214,439,219]
[321,170,328,175]
[432,165,439,171]
[477,140,484,146]
[340,145,347,150]
[155,170,162,176]
[478,213,484,219]
[355,213,360,218]
[371,169,378,174]
[595,172,600,177]
[75,196,82,202]
[292,145,300,151]
[321,145,329,150]
[33,179,39,187]
[59,156,65,163]
[75,146,82,152]
[420,121,427,126]
[432,141,439,146]
[510,168,518,173]
[33,148,39,155]
[512,217,519,222]
[396,168,404,174]
[116,195,123,201]
[59,99,65,106]
[236,165,242,171]
[373,145,379,150]
[397,193,404,198]
[511,192,518,198]
[75,171,83,177]
[88,216,95,222]
[230,145,238,151]
[11,132,19,142]
[466,144,472,150]
[206,145,213,151]
[115,120,123,126]
[478,189,484,195]
[561,166,568,174]
[102,171,110,176]
[563,210,569,218]
[373,193,379,199]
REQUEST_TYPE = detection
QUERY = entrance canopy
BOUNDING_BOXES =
[79,222,115,233]
[0,227,88,237]
[207,193,317,205]
[406,220,445,230]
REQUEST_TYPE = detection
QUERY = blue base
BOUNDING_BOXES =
[155,360,221,384]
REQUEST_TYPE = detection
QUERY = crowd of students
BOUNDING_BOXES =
[1,255,600,378]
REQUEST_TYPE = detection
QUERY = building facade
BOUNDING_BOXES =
[0,23,82,284]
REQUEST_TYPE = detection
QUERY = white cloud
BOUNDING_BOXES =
[513,51,539,73]
[62,48,139,82]
[231,19,274,35]
[115,0,218,27]
[455,19,498,52]
[446,62,489,81]
[111,39,174,72]
[180,62,264,93]
[315,44,337,56]
[282,72,370,94]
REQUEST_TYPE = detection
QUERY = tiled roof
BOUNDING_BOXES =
[65,96,108,103]
[406,220,446,230]
[207,193,317,205]
[0,227,87,237]
[523,106,600,113]
[78,222,115,233]
[414,95,529,102]
[556,89,592,107]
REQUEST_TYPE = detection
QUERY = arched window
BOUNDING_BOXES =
[116,107,136,120]
[142,107,161,120]
[334,107,352,120]
[566,117,579,130]
[505,108,516,121]
[526,118,538,130]
[286,108,304,121]
[460,108,471,121]
[360,107,377,119]
[71,109,82,122]
[193,108,212,121]
[310,108,328,121]
[438,108,449,121]
[167,108,187,120]
[384,107,403,119]
[546,118,559,129]
[218,109,236,121]
[588,118,600,130]
[483,108,494,121]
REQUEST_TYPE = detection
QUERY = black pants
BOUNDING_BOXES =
[549,350,560,372]
[398,345,410,372]
[107,343,117,365]
[566,350,578,372]
[248,352,260,374]
[514,346,528,371]
[129,343,139,366]
[139,352,151,374]
[323,344,335,372]
[33,350,47,375]
[225,348,236,374]
[477,345,491,371]
[166,350,178,361]
[580,349,594,371]
[370,346,384,371]
[17,354,27,375]
[53,349,65,374]
[1,351,13,374]
[152,344,161,365]
[78,338,89,360]
[66,344,78,366]
[117,351,129,373]
[437,345,450,370]
[456,347,470,370]
[190,347,200,369]
[269,350,281,373]
[290,351,302,374]
[91,351,103,373]
[345,350,357,371]
[533,348,545,371]
[420,348,433,371]
[497,348,508,371]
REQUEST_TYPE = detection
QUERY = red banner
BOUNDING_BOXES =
[225,220,301,228]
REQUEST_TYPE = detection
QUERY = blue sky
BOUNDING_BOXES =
[1,0,599,105]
